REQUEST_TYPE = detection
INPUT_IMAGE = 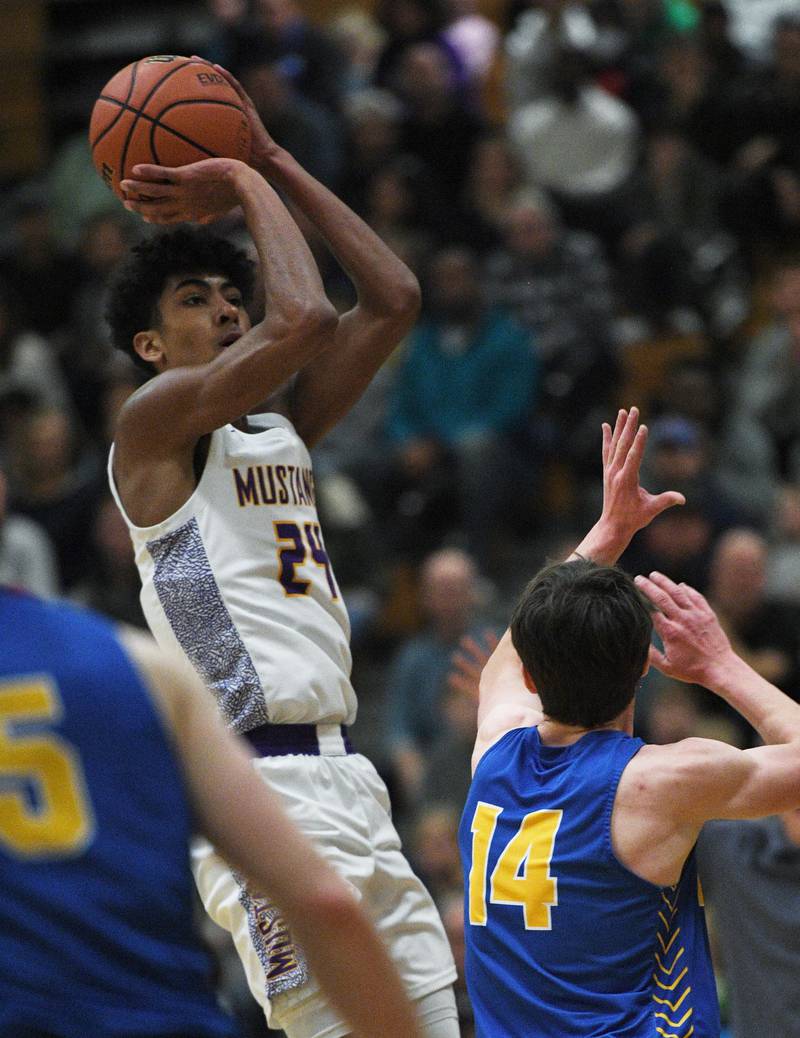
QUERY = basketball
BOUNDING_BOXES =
[89,55,251,200]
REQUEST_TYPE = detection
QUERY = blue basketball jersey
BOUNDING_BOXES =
[459,726,720,1038]
[0,588,239,1038]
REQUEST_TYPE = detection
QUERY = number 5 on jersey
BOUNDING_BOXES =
[469,803,562,929]
[0,678,94,858]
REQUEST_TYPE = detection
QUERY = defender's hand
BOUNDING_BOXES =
[635,572,734,685]
[600,407,685,544]
[448,631,500,703]
[121,157,245,224]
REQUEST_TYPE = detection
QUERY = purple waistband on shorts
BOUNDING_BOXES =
[243,722,354,757]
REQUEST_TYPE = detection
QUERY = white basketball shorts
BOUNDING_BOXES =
[191,747,457,1036]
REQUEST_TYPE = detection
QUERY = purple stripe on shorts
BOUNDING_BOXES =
[244,722,354,756]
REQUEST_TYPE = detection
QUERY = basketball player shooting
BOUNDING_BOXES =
[108,62,459,1038]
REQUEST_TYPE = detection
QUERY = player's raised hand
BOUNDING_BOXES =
[200,58,281,171]
[121,157,246,224]
[448,631,500,702]
[634,571,734,685]
[600,407,685,543]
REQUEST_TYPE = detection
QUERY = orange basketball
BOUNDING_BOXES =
[89,55,251,200]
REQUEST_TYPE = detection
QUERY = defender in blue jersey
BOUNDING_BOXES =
[0,589,422,1038]
[460,408,800,1037]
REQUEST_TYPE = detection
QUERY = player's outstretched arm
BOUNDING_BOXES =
[117,158,337,450]
[569,406,685,566]
[213,62,421,447]
[123,630,422,1038]
[634,572,800,821]
[471,408,684,767]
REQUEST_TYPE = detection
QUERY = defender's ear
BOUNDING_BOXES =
[522,668,538,694]
[133,330,165,369]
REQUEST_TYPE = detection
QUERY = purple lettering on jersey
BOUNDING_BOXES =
[275,466,289,505]
[233,467,258,507]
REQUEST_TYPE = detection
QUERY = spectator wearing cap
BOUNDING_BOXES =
[620,413,750,594]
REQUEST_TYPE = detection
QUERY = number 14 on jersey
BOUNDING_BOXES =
[468,803,562,930]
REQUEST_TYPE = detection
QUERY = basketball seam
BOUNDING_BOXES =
[149,99,246,163]
[90,61,140,153]
[98,96,243,163]
[118,59,203,185]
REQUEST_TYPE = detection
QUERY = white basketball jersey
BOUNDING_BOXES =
[108,414,356,732]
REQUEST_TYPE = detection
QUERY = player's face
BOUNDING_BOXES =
[147,273,251,371]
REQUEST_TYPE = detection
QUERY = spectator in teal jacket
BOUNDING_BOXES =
[380,245,538,571]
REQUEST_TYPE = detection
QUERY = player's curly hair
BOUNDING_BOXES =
[106,226,255,374]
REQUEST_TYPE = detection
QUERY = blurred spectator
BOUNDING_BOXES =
[238,41,343,188]
[373,0,466,99]
[393,41,486,204]
[504,0,604,108]
[718,256,800,523]
[70,496,146,628]
[723,0,800,59]
[440,0,501,92]
[484,189,617,478]
[381,246,537,568]
[454,132,525,254]
[229,0,348,116]
[706,528,800,708]
[0,279,71,413]
[698,809,800,1038]
[765,484,800,606]
[201,0,249,71]
[637,675,743,748]
[697,1,747,83]
[384,548,485,810]
[339,88,405,215]
[650,357,722,433]
[327,8,387,96]
[47,133,139,250]
[720,14,800,256]
[0,194,81,337]
[408,803,463,906]
[506,45,640,248]
[640,414,752,531]
[0,462,58,598]
[420,680,478,816]
[66,212,139,439]
[620,501,715,592]
[6,406,103,591]
[359,155,437,265]
[618,124,749,338]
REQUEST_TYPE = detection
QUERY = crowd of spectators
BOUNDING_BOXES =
[3,1,800,1034]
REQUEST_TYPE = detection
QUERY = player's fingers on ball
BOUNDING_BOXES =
[131,163,180,182]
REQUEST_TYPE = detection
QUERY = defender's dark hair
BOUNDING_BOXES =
[106,226,255,374]
[510,558,653,728]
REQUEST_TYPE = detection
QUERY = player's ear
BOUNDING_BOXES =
[522,668,538,694]
[133,330,165,369]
